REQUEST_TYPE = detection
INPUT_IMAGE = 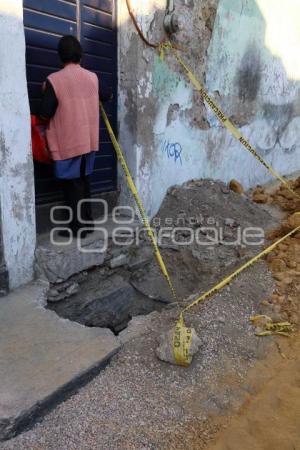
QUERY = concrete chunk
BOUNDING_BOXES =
[36,234,107,283]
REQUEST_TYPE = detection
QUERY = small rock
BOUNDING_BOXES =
[49,288,59,298]
[287,212,300,229]
[236,246,247,258]
[273,271,288,282]
[217,316,226,324]
[260,303,282,322]
[289,313,299,325]
[109,254,129,269]
[287,260,297,269]
[253,193,269,204]
[66,282,80,296]
[229,179,244,194]
[254,185,264,193]
[156,327,202,366]
[220,185,231,195]
[270,258,287,273]
[273,304,281,314]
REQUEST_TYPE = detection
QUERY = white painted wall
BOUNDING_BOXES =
[0,1,36,289]
[118,0,300,218]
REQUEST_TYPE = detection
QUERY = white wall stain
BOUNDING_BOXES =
[138,73,153,99]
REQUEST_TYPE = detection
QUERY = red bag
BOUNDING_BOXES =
[31,115,51,164]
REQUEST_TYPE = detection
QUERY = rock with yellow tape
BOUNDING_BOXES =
[156,316,201,367]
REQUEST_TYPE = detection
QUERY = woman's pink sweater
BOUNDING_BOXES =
[46,64,99,161]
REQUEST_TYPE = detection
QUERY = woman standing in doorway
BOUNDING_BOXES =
[40,35,100,239]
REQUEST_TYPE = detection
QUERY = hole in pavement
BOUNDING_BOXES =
[47,269,168,336]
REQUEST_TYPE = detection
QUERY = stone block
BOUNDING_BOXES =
[36,236,106,283]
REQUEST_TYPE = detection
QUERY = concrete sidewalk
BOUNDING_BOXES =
[0,281,120,441]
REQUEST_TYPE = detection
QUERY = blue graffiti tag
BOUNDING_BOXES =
[162,140,183,165]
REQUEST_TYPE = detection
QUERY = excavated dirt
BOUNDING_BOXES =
[142,179,277,302]
[48,179,277,332]
[263,217,300,327]
[251,180,300,327]
[203,178,300,450]
[252,176,300,213]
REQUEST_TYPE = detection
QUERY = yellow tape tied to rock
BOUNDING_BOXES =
[174,216,300,366]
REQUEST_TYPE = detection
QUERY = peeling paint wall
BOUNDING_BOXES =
[0,1,36,289]
[118,0,300,217]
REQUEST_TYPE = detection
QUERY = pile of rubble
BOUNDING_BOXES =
[44,179,276,334]
[260,212,300,326]
[150,178,275,298]
[252,176,300,212]
[252,178,300,326]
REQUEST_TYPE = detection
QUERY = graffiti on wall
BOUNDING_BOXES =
[161,140,183,165]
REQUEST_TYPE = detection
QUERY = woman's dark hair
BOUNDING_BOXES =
[58,35,83,64]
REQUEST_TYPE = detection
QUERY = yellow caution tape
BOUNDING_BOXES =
[102,39,300,366]
[159,42,171,61]
[250,315,295,337]
[160,43,300,201]
[174,214,300,366]
[100,102,178,303]
[173,315,193,367]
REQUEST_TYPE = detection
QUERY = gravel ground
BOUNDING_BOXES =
[1,261,275,450]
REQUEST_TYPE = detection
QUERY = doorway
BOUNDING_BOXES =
[23,0,118,226]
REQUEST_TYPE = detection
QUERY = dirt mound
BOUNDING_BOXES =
[135,179,276,303]
[156,179,274,230]
[256,212,300,326]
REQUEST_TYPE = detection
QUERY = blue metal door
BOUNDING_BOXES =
[23,0,118,205]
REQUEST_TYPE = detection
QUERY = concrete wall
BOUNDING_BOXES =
[118,0,300,217]
[0,1,36,289]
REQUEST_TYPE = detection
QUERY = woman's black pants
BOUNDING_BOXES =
[60,158,93,233]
